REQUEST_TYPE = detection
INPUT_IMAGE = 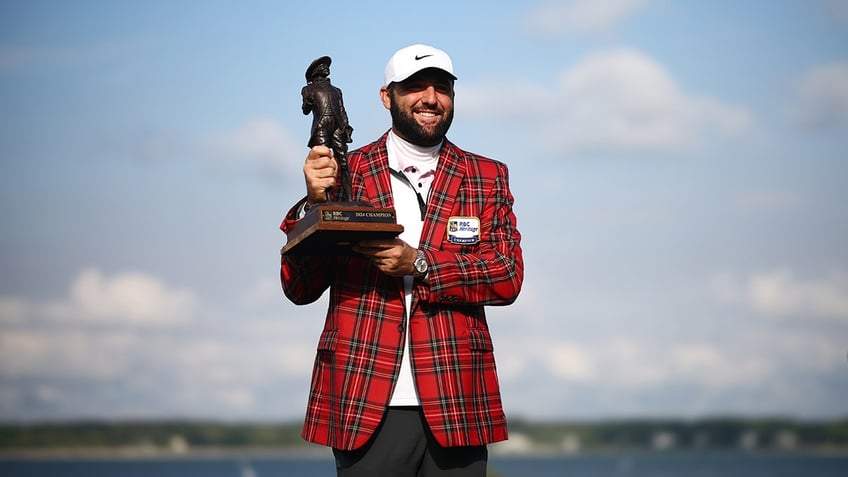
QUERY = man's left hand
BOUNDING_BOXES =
[353,239,416,277]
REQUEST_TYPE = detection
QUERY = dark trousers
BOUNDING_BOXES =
[333,407,488,477]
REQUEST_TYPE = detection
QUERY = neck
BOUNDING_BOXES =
[389,128,444,155]
[389,130,442,156]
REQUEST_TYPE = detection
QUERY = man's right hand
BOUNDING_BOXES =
[303,145,338,205]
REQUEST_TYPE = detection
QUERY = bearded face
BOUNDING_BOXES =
[386,73,455,147]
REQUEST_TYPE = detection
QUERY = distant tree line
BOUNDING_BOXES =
[507,417,848,451]
[1,417,847,452]
[0,421,307,450]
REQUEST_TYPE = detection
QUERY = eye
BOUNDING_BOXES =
[435,83,453,94]
[398,80,453,95]
[398,81,427,93]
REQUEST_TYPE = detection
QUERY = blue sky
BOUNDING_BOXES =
[1,0,847,422]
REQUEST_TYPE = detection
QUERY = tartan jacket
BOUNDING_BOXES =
[280,131,524,451]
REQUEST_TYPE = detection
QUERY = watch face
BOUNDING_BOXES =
[415,258,427,274]
[414,251,427,275]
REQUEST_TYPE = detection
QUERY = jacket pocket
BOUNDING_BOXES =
[316,329,338,364]
[317,329,338,351]
[466,328,494,352]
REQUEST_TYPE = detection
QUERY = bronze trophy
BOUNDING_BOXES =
[280,56,403,256]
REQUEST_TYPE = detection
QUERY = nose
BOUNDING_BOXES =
[421,85,438,105]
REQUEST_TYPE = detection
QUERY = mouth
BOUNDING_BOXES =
[414,110,441,123]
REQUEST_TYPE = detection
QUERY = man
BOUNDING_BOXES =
[280,44,524,477]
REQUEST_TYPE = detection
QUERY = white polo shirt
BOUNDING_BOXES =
[386,130,439,406]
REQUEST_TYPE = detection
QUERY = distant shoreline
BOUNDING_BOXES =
[0,446,330,460]
[3,446,848,460]
[3,418,847,458]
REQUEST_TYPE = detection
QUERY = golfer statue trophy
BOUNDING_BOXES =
[280,56,403,256]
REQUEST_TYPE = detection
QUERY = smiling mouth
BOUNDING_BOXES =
[415,110,440,121]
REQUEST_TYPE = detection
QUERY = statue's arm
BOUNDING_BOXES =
[301,87,312,115]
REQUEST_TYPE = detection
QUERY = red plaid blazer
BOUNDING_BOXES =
[280,132,523,450]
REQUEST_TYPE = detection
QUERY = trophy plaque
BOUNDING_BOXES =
[280,56,403,256]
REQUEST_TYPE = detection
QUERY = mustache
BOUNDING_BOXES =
[413,106,443,114]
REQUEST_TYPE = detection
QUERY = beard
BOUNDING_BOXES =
[389,93,454,147]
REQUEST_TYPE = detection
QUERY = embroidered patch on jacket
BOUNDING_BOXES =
[447,216,480,245]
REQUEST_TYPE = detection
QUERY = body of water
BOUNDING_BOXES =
[1,452,846,476]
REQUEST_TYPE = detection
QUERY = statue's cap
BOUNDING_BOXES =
[306,56,332,80]
[384,44,456,86]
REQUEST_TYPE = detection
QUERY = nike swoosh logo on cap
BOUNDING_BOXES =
[415,54,433,60]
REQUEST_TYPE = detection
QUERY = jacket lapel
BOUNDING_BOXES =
[353,133,395,208]
[420,139,466,251]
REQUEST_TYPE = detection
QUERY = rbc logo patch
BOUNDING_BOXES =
[446,216,480,244]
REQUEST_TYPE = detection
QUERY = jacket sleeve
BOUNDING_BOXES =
[279,198,334,305]
[416,162,523,306]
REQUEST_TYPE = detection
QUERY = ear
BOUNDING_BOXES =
[379,86,392,110]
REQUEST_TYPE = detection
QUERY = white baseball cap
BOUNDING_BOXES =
[384,44,457,85]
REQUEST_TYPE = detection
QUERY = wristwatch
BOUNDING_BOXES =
[413,249,428,278]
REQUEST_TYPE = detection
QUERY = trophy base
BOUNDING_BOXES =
[280,203,404,256]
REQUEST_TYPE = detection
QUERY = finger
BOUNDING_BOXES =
[305,157,334,172]
[307,145,333,161]
[358,239,394,249]
[311,160,339,178]
[311,166,334,179]
[350,244,368,255]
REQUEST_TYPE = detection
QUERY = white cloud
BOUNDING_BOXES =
[548,343,596,380]
[129,118,305,179]
[243,276,284,307]
[0,268,197,326]
[552,49,750,151]
[0,331,51,376]
[56,268,197,325]
[714,268,848,321]
[204,118,305,176]
[791,61,848,131]
[599,337,669,387]
[219,388,255,411]
[463,49,751,153]
[497,324,847,417]
[0,329,138,379]
[499,335,780,396]
[774,329,847,374]
[0,268,321,419]
[668,343,772,389]
[0,297,29,324]
[457,78,548,119]
[523,0,648,37]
